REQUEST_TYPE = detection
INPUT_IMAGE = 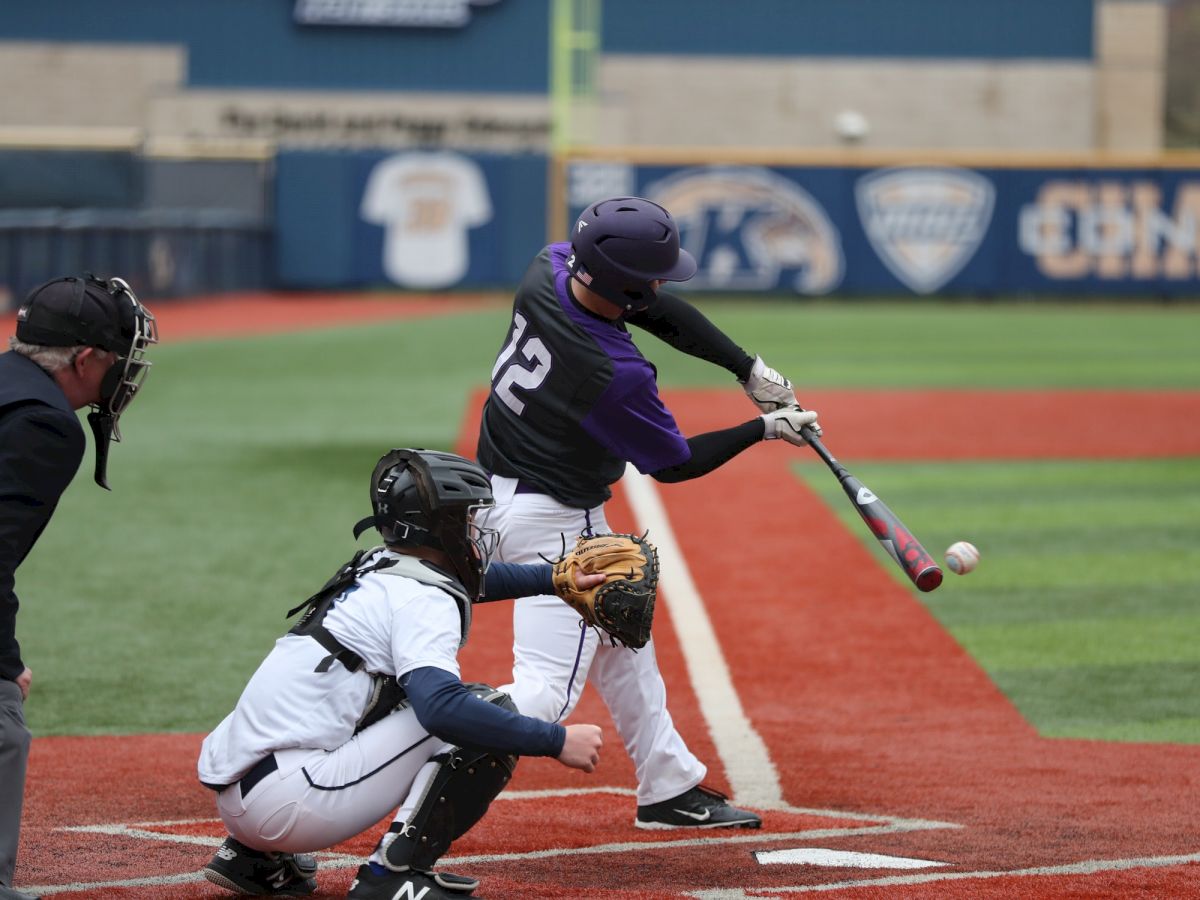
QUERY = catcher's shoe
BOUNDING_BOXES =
[635,784,762,830]
[202,836,318,896]
[346,864,478,899]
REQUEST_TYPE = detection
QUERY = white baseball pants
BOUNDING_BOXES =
[479,475,705,806]
[215,707,451,854]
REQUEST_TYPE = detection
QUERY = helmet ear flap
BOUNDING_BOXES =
[361,449,425,545]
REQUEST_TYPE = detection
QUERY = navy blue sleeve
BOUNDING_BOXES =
[401,665,566,757]
[479,562,554,603]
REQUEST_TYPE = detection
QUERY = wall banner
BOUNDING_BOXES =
[567,161,1200,296]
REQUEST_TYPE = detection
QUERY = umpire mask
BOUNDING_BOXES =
[16,275,158,489]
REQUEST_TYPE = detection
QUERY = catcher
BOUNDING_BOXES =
[197,448,656,899]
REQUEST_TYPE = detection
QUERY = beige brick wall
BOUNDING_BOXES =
[0,42,183,130]
[595,56,1097,151]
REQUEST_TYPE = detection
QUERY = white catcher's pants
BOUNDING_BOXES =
[215,707,451,854]
[479,475,705,805]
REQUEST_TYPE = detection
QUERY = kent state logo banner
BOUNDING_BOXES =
[856,167,995,294]
[645,167,845,295]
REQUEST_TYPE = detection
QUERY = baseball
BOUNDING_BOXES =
[945,541,980,575]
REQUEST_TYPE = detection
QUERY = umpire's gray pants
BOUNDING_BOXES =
[0,680,30,888]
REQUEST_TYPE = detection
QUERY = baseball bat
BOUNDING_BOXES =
[800,426,943,592]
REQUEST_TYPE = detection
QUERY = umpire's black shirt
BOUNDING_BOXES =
[0,351,85,682]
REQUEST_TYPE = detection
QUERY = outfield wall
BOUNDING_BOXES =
[6,148,1200,302]
[271,149,1200,297]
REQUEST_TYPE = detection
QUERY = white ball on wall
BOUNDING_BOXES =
[833,109,870,142]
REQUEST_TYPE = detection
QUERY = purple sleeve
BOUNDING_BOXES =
[579,367,691,474]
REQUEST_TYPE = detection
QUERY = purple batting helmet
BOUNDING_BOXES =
[566,197,697,311]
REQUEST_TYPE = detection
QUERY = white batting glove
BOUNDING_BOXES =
[761,406,821,446]
[741,355,798,412]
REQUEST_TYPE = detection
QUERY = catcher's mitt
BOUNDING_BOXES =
[551,532,659,649]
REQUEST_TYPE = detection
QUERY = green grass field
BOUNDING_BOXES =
[16,299,1200,742]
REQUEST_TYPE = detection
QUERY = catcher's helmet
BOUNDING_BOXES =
[565,197,697,312]
[353,449,498,599]
[16,274,158,489]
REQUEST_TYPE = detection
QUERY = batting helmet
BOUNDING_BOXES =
[565,197,697,312]
[352,449,498,599]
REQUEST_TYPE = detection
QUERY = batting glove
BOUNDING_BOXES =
[742,355,798,412]
[761,406,821,446]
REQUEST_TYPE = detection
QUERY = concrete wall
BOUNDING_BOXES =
[594,57,1096,151]
[0,42,183,132]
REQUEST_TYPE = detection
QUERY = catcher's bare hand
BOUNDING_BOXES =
[559,724,603,772]
[550,533,660,649]
[572,570,606,592]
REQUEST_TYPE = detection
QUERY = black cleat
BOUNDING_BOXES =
[346,865,478,899]
[635,784,762,830]
[202,836,318,896]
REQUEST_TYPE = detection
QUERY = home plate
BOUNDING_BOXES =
[755,849,948,869]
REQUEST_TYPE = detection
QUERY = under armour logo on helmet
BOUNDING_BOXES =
[576,220,588,231]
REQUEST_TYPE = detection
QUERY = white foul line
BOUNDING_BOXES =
[687,850,1200,897]
[621,466,785,809]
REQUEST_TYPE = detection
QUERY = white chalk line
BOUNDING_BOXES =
[621,467,785,810]
[34,804,950,896]
[687,850,1200,897]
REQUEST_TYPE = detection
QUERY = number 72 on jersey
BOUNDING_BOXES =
[490,312,552,415]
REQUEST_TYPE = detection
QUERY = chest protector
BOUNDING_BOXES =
[287,547,474,672]
[286,549,474,734]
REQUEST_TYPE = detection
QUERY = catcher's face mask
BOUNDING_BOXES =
[439,503,497,601]
[467,509,499,571]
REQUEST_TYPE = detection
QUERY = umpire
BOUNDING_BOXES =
[0,275,157,900]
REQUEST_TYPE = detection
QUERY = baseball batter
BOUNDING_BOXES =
[198,449,604,900]
[476,196,819,828]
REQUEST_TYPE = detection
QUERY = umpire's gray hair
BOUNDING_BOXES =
[8,336,112,372]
